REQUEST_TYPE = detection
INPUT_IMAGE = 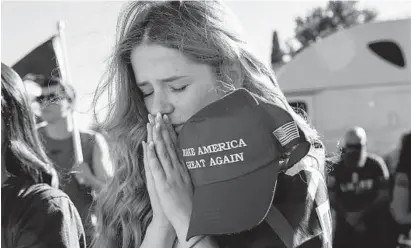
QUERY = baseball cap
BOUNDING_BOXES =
[177,88,311,240]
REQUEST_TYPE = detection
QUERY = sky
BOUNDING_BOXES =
[2,0,411,128]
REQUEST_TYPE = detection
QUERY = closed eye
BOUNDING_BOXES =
[142,91,153,98]
[171,85,188,92]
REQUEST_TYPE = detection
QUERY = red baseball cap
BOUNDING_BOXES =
[177,88,310,240]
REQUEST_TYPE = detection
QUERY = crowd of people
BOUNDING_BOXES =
[1,1,410,248]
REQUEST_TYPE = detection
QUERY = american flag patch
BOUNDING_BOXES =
[272,121,300,147]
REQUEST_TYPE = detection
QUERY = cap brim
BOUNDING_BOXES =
[187,162,278,240]
[257,98,311,168]
[287,140,311,168]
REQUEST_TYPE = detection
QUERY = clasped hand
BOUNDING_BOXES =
[142,113,194,240]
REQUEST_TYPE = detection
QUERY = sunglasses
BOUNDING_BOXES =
[35,93,67,104]
[342,144,364,153]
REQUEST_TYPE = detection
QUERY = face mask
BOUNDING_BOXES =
[342,145,366,168]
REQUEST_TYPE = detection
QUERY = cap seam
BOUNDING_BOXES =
[195,158,280,187]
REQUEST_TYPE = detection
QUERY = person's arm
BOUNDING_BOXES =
[139,221,217,248]
[140,221,176,248]
[15,193,86,248]
[364,156,390,213]
[391,173,411,224]
[327,175,337,207]
[81,132,114,191]
[375,156,390,200]
[390,134,411,224]
[93,133,114,181]
[173,221,218,248]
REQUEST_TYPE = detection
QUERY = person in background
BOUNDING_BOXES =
[328,126,390,248]
[31,75,113,245]
[391,132,411,248]
[92,1,332,248]
[1,62,86,248]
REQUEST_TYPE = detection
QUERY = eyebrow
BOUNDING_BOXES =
[137,75,188,86]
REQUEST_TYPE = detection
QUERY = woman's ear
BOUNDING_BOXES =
[214,61,245,97]
[227,61,244,88]
[220,60,244,89]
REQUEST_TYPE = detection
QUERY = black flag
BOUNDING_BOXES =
[12,35,65,125]
[12,35,63,81]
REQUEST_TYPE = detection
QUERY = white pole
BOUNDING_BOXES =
[57,21,84,165]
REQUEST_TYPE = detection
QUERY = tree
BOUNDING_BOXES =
[271,31,286,66]
[291,1,378,55]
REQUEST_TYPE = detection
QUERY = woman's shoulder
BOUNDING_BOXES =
[2,178,86,247]
[2,178,75,222]
[4,177,66,198]
[23,182,70,205]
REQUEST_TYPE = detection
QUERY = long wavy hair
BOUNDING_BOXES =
[92,1,327,247]
[1,63,57,187]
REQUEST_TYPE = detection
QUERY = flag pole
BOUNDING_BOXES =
[57,21,84,165]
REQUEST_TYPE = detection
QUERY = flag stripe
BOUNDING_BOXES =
[265,206,295,248]
[271,156,332,248]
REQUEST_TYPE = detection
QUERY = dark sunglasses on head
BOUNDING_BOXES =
[35,93,66,103]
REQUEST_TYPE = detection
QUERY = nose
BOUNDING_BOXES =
[149,91,174,116]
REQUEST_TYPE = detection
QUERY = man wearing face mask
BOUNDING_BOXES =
[329,127,390,248]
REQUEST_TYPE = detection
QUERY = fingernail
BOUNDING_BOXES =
[163,114,168,122]
[148,114,153,124]
[156,112,161,121]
